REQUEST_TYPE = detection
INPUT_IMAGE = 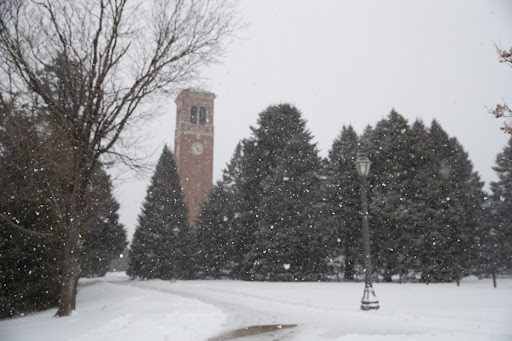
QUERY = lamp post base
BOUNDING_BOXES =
[361,284,380,310]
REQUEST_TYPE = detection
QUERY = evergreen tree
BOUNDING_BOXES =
[429,120,485,282]
[0,103,62,318]
[0,205,61,318]
[195,183,236,278]
[234,105,304,278]
[0,99,128,316]
[478,198,501,285]
[489,137,512,272]
[408,121,466,283]
[365,110,414,282]
[361,115,479,283]
[220,143,247,278]
[127,146,190,280]
[324,126,361,280]
[241,104,327,281]
[81,171,128,278]
[233,137,278,279]
[195,143,244,278]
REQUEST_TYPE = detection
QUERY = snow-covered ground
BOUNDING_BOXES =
[2,273,511,341]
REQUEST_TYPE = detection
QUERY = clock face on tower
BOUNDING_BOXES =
[191,142,204,155]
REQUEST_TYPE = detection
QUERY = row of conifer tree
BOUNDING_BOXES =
[128,104,512,284]
[2,102,511,318]
[0,106,127,318]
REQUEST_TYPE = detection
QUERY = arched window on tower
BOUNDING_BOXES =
[190,106,198,124]
[199,106,207,125]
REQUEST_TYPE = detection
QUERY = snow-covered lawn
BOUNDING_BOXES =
[1,273,511,340]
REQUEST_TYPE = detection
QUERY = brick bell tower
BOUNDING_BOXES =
[174,89,215,226]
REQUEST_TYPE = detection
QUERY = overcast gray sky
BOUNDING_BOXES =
[115,0,512,239]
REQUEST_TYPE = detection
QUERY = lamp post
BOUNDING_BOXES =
[355,153,379,310]
[489,228,497,288]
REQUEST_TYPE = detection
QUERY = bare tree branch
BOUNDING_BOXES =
[45,181,64,223]
[491,46,512,135]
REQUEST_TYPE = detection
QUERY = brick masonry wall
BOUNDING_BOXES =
[174,89,215,226]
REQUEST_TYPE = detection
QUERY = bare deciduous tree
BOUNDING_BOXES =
[0,0,238,316]
[490,46,512,135]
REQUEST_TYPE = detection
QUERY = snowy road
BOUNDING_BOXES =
[106,278,300,340]
[106,274,512,340]
[2,273,511,340]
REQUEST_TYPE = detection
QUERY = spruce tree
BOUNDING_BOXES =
[0,101,128,316]
[127,146,190,280]
[324,126,361,280]
[489,137,512,272]
[0,204,61,318]
[220,143,248,278]
[241,104,327,281]
[365,110,414,282]
[0,104,62,317]
[429,120,485,282]
[195,183,236,278]
[236,105,312,261]
[81,171,128,277]
[195,143,244,278]
[408,121,465,283]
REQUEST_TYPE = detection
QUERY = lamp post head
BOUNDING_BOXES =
[356,153,371,177]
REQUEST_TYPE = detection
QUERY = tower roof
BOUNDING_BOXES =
[176,89,216,102]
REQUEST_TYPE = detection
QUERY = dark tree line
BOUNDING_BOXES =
[0,98,127,318]
[127,105,512,285]
[5,102,509,318]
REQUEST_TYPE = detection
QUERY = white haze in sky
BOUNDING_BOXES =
[113,0,512,240]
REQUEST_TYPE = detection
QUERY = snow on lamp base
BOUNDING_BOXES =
[361,284,380,311]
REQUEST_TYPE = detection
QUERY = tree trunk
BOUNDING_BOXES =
[56,172,86,317]
[456,266,461,287]
[383,267,393,282]
[56,221,81,316]
[344,256,354,280]
[423,270,430,285]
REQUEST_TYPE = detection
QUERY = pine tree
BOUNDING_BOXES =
[195,143,244,278]
[0,104,62,317]
[195,183,235,278]
[220,143,248,278]
[407,121,465,283]
[241,104,327,281]
[235,105,307,278]
[489,137,512,272]
[0,100,128,316]
[127,146,190,280]
[233,133,283,278]
[429,120,485,283]
[0,205,62,318]
[81,171,128,278]
[324,126,361,280]
[365,110,414,282]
